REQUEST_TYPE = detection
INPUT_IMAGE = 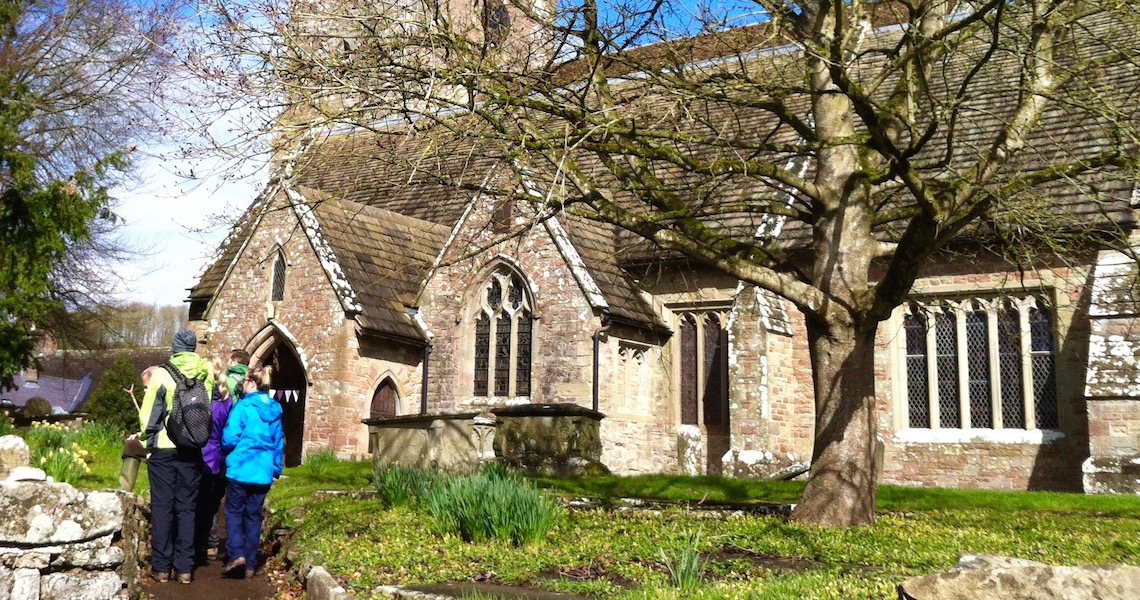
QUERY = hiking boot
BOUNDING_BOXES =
[153,571,170,583]
[222,556,246,576]
[176,572,192,584]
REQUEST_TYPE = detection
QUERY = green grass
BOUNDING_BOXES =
[273,470,1140,600]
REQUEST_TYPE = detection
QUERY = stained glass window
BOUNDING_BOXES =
[935,309,960,428]
[966,311,992,428]
[680,315,698,425]
[474,312,490,396]
[904,311,930,428]
[271,250,286,302]
[472,266,533,398]
[901,297,1056,432]
[1030,307,1058,429]
[702,315,727,431]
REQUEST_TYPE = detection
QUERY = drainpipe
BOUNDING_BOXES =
[408,307,434,415]
[592,316,611,412]
[421,344,431,414]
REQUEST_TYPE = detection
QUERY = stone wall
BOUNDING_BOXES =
[492,404,607,476]
[0,436,147,600]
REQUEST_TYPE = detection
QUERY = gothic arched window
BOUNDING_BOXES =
[270,249,286,302]
[473,266,533,397]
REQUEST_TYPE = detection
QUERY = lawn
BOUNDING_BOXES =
[271,463,1140,600]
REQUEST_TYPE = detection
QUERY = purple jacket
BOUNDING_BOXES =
[201,391,235,475]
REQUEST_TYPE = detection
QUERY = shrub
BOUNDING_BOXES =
[83,354,144,433]
[23,397,52,418]
[660,528,707,591]
[24,420,70,450]
[304,448,340,480]
[35,443,92,483]
[420,470,561,546]
[0,411,13,436]
[374,463,441,508]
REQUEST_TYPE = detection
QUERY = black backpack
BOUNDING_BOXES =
[161,361,212,448]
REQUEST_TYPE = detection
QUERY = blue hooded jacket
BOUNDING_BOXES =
[222,390,284,485]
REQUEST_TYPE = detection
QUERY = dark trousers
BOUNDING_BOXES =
[148,449,203,575]
[225,480,270,572]
[194,469,226,559]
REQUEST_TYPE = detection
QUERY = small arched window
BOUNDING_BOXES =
[271,249,286,302]
[473,266,533,397]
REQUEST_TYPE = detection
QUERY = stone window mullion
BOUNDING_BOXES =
[986,301,1004,429]
[925,306,940,429]
[953,303,971,429]
[508,308,519,397]
[1017,299,1037,430]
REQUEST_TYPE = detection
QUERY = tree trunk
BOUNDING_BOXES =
[790,317,879,527]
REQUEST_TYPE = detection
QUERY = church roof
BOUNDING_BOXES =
[302,190,451,342]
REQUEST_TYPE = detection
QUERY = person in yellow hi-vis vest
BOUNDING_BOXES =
[138,329,214,584]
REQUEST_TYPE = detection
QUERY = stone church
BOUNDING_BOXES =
[187,2,1140,494]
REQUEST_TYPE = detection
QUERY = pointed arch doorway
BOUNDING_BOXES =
[247,326,308,467]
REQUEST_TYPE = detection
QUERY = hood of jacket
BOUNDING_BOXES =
[171,352,212,380]
[247,390,283,425]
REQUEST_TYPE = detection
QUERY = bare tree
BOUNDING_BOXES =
[196,0,1140,526]
[0,0,187,387]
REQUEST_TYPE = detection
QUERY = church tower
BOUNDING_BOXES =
[277,0,554,144]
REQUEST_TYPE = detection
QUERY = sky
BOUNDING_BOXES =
[113,151,264,307]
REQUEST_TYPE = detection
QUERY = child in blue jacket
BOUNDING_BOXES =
[220,365,283,579]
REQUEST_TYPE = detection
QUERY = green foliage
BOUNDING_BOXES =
[0,411,13,436]
[420,469,562,546]
[83,355,143,433]
[660,528,707,591]
[303,448,340,480]
[35,444,91,483]
[279,474,1140,599]
[374,463,441,508]
[24,420,70,449]
[0,0,123,391]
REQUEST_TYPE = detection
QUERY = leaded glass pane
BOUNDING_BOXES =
[935,310,960,428]
[495,311,512,396]
[966,311,992,428]
[1030,307,1058,428]
[680,315,698,425]
[703,315,728,431]
[516,310,532,396]
[509,276,523,309]
[474,312,490,396]
[487,278,502,310]
[271,252,286,301]
[904,312,930,428]
[998,308,1025,428]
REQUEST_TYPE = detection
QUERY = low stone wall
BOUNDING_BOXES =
[365,412,493,474]
[0,437,147,600]
[492,404,608,476]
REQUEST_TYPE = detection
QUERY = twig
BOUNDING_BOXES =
[123,385,140,412]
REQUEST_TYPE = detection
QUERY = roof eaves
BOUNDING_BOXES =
[285,187,364,316]
[188,182,279,311]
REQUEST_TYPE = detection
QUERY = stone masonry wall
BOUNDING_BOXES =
[198,194,371,459]
[0,436,147,600]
